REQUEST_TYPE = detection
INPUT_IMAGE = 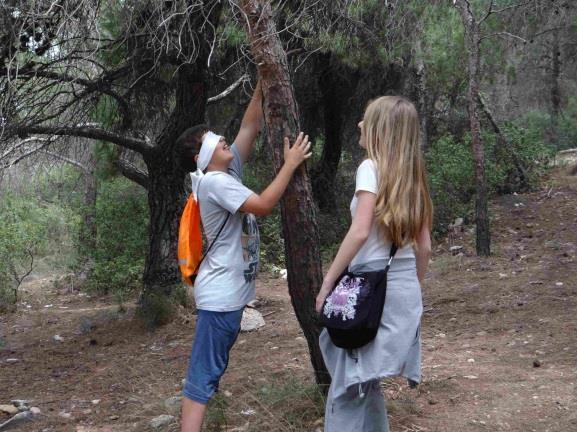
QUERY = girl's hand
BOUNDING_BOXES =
[315,279,334,314]
[284,132,311,170]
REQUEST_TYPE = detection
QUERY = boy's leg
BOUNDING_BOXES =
[181,399,207,432]
[181,308,244,432]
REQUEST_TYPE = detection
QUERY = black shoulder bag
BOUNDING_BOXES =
[319,245,398,350]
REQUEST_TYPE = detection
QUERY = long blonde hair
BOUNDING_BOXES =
[363,96,433,247]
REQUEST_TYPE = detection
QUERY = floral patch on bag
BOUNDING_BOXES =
[323,275,365,321]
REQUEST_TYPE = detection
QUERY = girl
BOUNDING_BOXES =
[316,96,433,431]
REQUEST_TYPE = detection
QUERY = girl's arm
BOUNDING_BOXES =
[415,223,432,283]
[315,191,375,313]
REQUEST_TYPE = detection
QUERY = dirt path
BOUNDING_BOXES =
[1,166,576,432]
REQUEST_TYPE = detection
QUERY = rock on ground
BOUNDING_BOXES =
[163,396,182,415]
[149,414,175,430]
[240,308,265,332]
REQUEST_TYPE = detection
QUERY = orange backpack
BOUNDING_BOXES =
[178,194,203,286]
[178,190,230,286]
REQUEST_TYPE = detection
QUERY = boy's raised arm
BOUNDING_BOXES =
[234,80,264,163]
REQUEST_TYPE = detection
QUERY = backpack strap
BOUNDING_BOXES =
[192,176,231,277]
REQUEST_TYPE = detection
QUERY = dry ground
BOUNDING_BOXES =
[1,165,576,432]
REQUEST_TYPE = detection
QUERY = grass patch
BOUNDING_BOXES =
[255,378,326,430]
[205,394,230,432]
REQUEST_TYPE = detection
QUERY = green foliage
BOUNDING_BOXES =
[219,21,247,48]
[557,97,577,150]
[500,118,557,184]
[426,135,476,234]
[258,211,286,268]
[0,190,79,310]
[94,142,120,180]
[297,0,414,68]
[426,120,555,234]
[87,177,148,294]
[204,394,229,432]
[421,4,467,93]
[34,165,84,208]
[93,95,121,129]
[97,0,128,66]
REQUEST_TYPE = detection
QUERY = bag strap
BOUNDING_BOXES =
[384,243,398,271]
[192,176,231,276]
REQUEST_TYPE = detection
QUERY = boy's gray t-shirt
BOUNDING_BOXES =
[193,144,260,312]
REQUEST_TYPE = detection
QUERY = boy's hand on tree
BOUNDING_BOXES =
[284,132,311,170]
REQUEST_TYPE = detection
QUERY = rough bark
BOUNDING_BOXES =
[239,0,330,389]
[550,28,561,147]
[115,159,149,190]
[141,61,209,304]
[133,0,223,317]
[415,38,429,151]
[312,54,344,212]
[456,1,491,256]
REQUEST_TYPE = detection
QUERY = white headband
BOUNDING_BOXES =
[190,131,222,198]
[197,131,222,171]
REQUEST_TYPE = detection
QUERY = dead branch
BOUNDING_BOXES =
[10,249,34,304]
[477,92,529,187]
[480,31,528,43]
[115,159,149,190]
[207,74,249,104]
[39,150,90,174]
[15,125,153,154]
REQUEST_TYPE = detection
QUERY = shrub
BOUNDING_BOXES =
[426,135,476,235]
[426,123,554,235]
[87,177,148,294]
[0,191,77,310]
[557,97,577,151]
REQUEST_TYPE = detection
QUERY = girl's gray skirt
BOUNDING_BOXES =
[320,258,423,431]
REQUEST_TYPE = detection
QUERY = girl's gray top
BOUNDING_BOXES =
[320,257,423,400]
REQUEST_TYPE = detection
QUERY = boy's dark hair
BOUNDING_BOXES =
[177,124,209,172]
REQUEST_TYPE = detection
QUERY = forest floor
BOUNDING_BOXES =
[1,165,576,432]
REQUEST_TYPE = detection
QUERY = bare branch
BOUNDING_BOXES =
[480,31,528,43]
[15,124,153,154]
[478,0,495,25]
[10,249,34,304]
[40,150,90,174]
[478,92,529,186]
[207,74,249,104]
[0,137,52,160]
[1,138,56,169]
[115,159,149,190]
[491,1,532,16]
[531,26,566,39]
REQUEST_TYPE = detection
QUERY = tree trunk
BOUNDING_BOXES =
[550,29,561,148]
[140,63,210,320]
[457,3,491,256]
[312,54,343,212]
[239,0,330,389]
[415,38,429,151]
[136,0,222,321]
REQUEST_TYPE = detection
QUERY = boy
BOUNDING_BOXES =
[177,82,310,432]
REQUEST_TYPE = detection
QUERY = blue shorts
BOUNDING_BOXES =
[183,308,243,404]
